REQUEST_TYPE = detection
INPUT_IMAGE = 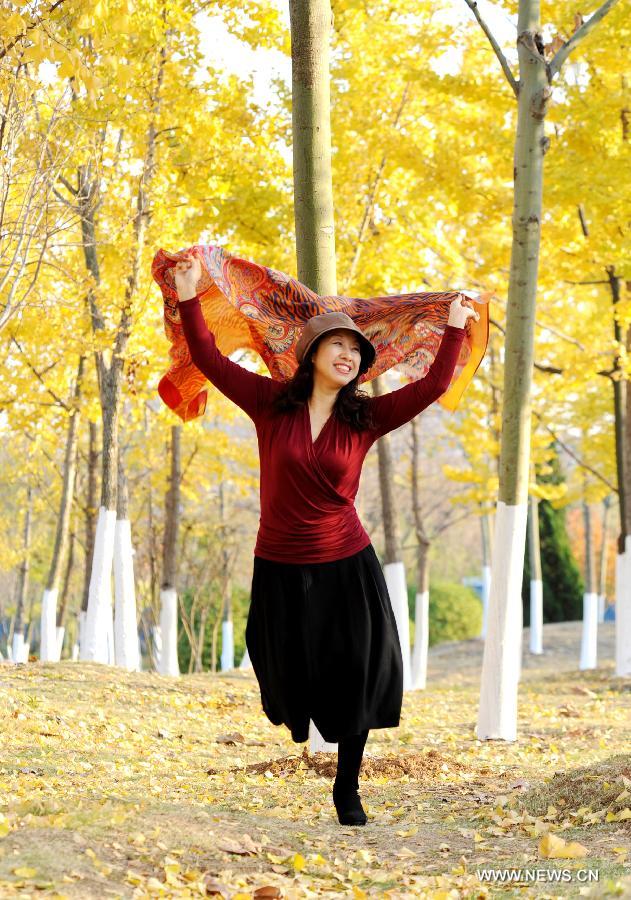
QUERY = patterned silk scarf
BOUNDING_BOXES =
[151,244,491,422]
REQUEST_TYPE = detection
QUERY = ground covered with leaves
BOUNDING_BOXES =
[1,622,630,899]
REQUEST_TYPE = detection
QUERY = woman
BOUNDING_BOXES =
[173,250,478,826]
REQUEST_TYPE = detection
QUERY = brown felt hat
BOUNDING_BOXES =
[295,312,376,375]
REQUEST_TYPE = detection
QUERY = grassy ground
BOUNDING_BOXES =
[1,621,630,899]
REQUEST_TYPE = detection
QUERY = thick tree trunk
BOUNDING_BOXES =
[40,356,84,662]
[114,453,140,670]
[528,489,543,654]
[410,416,430,690]
[580,499,598,670]
[12,485,32,663]
[289,0,338,753]
[289,0,336,291]
[159,425,181,676]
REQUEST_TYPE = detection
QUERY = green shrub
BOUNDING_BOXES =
[407,579,482,647]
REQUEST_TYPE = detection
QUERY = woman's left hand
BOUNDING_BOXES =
[447,293,481,329]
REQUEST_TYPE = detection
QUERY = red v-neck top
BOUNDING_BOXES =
[178,295,465,563]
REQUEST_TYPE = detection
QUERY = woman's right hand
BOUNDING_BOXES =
[174,251,202,301]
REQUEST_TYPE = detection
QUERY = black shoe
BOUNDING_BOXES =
[333,780,367,826]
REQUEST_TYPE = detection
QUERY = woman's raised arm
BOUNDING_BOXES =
[175,252,277,422]
[367,294,477,440]
[367,324,465,440]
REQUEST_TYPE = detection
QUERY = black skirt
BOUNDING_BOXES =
[245,542,404,744]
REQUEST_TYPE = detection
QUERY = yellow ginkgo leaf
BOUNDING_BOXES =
[539,832,588,859]
[12,867,37,878]
[293,853,306,872]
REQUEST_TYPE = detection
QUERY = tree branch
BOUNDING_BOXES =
[548,0,622,80]
[462,0,519,98]
[533,410,618,492]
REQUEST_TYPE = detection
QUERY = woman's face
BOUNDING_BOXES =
[311,329,362,388]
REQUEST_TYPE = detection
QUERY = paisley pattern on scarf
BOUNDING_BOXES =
[151,244,491,422]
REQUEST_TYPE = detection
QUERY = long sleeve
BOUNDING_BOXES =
[178,295,278,422]
[367,324,466,440]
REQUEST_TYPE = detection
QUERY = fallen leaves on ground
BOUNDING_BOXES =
[0,622,630,898]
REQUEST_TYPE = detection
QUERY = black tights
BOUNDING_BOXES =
[335,729,369,791]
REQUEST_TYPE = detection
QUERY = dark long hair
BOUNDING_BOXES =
[272,333,376,431]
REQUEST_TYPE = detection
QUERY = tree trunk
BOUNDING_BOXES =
[82,419,99,613]
[289,0,336,292]
[219,481,234,671]
[114,451,140,670]
[472,0,619,740]
[480,510,492,639]
[528,487,543,655]
[372,374,412,690]
[12,485,32,663]
[580,498,598,670]
[597,494,612,622]
[196,607,207,673]
[82,39,167,664]
[57,525,75,629]
[159,425,181,676]
[410,416,430,690]
[289,0,338,753]
[477,3,550,742]
[40,356,84,662]
[617,269,631,675]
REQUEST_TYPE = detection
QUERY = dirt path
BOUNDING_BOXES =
[1,622,629,898]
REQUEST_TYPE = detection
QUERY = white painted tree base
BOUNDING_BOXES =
[114,518,140,671]
[615,538,631,677]
[55,626,65,662]
[158,588,180,676]
[81,507,116,663]
[580,592,598,670]
[529,578,543,654]
[220,620,234,672]
[309,719,337,753]
[411,590,429,690]
[383,560,412,691]
[239,647,252,669]
[480,564,491,639]
[476,500,527,741]
[12,633,28,664]
[74,610,86,661]
[40,588,58,662]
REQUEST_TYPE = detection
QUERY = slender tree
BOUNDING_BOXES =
[466,0,622,740]
[40,356,84,662]
[159,425,181,676]
[114,452,140,670]
[12,486,32,663]
[580,493,598,670]
[410,416,429,690]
